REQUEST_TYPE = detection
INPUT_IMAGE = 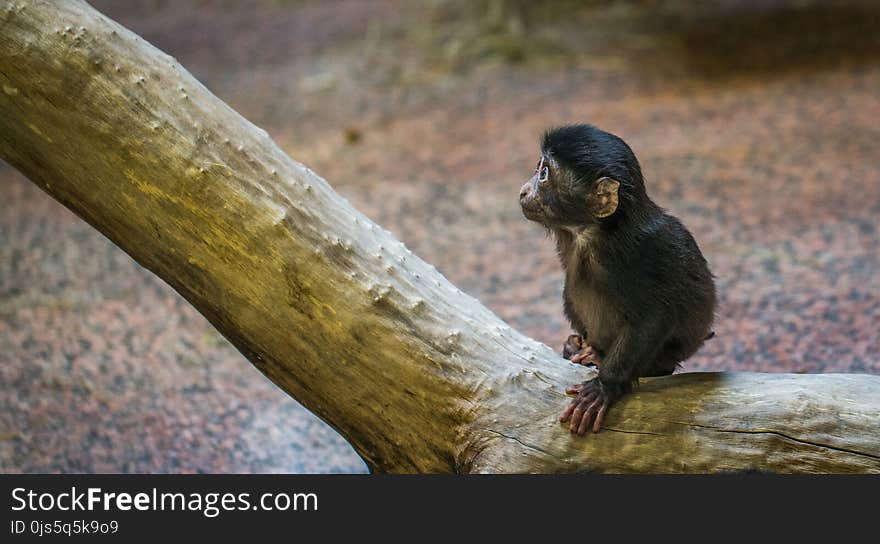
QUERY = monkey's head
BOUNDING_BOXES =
[519,124,647,229]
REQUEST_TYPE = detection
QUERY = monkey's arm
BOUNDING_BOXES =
[561,320,667,434]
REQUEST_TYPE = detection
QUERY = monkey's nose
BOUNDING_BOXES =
[519,182,531,200]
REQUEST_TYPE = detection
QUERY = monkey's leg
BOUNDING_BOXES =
[561,334,602,367]
[642,346,681,377]
[642,365,676,377]
[641,336,703,377]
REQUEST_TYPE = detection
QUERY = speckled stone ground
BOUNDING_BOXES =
[1,1,878,473]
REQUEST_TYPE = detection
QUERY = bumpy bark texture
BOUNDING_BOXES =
[1,0,878,473]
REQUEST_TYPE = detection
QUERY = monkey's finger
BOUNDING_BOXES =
[576,350,601,367]
[592,403,609,433]
[562,386,597,421]
[568,393,598,432]
[568,404,585,432]
[576,405,596,436]
[570,347,591,362]
[568,397,593,432]
[577,391,598,411]
[568,382,594,398]
[565,383,585,395]
[560,399,578,422]
[578,396,605,435]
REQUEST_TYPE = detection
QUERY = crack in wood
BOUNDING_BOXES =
[670,421,880,461]
[486,429,553,457]
[603,427,664,436]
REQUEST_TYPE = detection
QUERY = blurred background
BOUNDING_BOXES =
[1,0,878,473]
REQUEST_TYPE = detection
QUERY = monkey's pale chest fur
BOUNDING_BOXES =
[565,268,623,353]
[562,229,624,353]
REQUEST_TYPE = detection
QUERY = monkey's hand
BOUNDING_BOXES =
[560,379,613,435]
[562,334,601,368]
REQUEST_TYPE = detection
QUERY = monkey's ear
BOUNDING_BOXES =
[590,177,620,218]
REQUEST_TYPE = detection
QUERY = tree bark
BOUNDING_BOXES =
[1,0,878,473]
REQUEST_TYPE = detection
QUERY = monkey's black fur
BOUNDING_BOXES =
[520,124,716,423]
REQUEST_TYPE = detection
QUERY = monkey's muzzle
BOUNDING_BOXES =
[519,178,544,222]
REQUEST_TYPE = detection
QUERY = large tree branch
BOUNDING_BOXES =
[1,0,877,473]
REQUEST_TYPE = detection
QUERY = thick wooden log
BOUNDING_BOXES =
[1,0,877,473]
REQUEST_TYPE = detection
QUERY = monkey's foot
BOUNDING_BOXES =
[560,379,611,435]
[562,335,601,367]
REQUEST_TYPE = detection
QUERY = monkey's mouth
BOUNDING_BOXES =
[520,201,547,223]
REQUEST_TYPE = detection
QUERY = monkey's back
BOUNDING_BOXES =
[645,213,716,371]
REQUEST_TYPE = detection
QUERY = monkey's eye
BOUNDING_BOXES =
[538,165,550,183]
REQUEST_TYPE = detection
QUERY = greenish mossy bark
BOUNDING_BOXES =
[1,0,878,473]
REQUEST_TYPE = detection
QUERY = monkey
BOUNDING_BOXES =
[519,124,716,436]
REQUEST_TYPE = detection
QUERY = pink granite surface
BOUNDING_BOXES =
[1,1,878,472]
